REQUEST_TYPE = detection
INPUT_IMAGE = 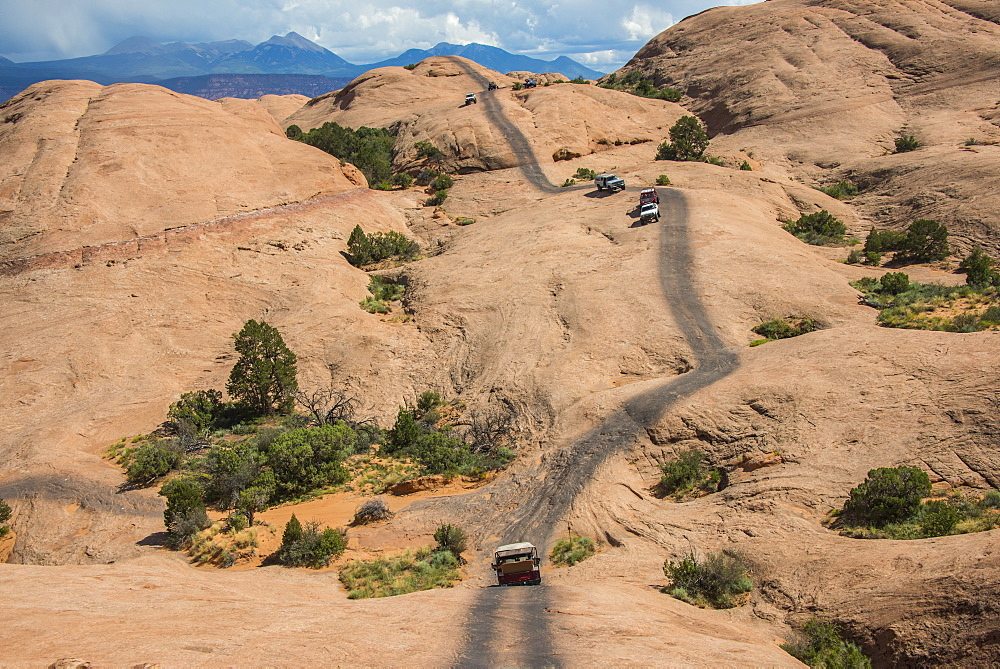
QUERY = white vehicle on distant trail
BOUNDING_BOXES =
[594,173,625,192]
[640,202,660,223]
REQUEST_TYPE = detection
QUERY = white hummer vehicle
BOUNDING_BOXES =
[594,173,625,192]
[639,202,661,222]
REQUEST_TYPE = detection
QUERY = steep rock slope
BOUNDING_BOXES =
[621,0,1000,254]
[0,81,360,260]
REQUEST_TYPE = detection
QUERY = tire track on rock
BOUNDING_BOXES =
[445,57,738,666]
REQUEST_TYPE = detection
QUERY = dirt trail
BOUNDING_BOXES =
[447,57,562,194]
[441,55,741,667]
[449,182,738,662]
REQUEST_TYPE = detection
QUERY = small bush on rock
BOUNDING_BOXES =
[751,316,819,344]
[842,466,931,528]
[879,272,910,295]
[656,115,710,162]
[959,247,999,287]
[782,618,871,668]
[783,210,847,245]
[277,515,347,568]
[819,181,859,200]
[347,225,420,266]
[550,536,596,566]
[0,499,11,537]
[433,523,467,560]
[663,550,752,609]
[894,133,920,153]
[659,448,722,498]
[124,441,182,486]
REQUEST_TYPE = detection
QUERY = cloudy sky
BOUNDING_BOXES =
[0,0,763,71]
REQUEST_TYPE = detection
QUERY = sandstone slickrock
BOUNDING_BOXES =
[1,2,999,663]
[620,0,1000,254]
[286,56,687,174]
[0,81,360,260]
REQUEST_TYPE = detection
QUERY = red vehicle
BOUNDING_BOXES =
[640,187,659,205]
[492,542,542,586]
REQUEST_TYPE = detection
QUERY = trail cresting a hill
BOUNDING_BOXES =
[439,58,739,664]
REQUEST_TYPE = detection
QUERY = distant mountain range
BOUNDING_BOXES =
[0,33,604,102]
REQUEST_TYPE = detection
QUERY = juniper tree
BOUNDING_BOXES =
[226,320,298,416]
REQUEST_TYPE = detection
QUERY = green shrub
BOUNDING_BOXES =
[235,485,270,524]
[416,390,443,417]
[403,63,417,70]
[263,424,355,501]
[414,141,443,160]
[430,174,454,191]
[426,190,448,207]
[203,441,265,508]
[846,249,862,264]
[880,272,910,295]
[863,227,908,254]
[226,512,249,533]
[982,490,1000,508]
[783,210,847,245]
[433,524,467,560]
[739,160,752,171]
[391,173,413,189]
[656,116,710,162]
[340,546,461,598]
[752,316,819,341]
[160,478,209,549]
[574,167,597,180]
[368,275,405,302]
[285,124,302,140]
[782,618,871,668]
[124,442,182,485]
[0,499,11,536]
[550,536,596,566]
[842,466,931,527]
[167,389,223,434]
[655,175,671,186]
[291,121,395,187]
[819,181,859,200]
[512,82,523,91]
[918,499,960,537]
[277,518,347,568]
[659,449,721,497]
[959,247,998,286]
[561,178,576,187]
[899,219,949,262]
[227,319,298,417]
[347,225,420,266]
[894,133,920,153]
[414,168,440,186]
[570,76,589,84]
[664,551,752,609]
[864,251,882,266]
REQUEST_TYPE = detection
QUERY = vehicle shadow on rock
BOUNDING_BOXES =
[583,189,619,198]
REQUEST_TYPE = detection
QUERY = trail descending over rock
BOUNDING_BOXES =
[454,188,738,664]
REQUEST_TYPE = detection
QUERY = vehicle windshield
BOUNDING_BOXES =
[497,554,533,564]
